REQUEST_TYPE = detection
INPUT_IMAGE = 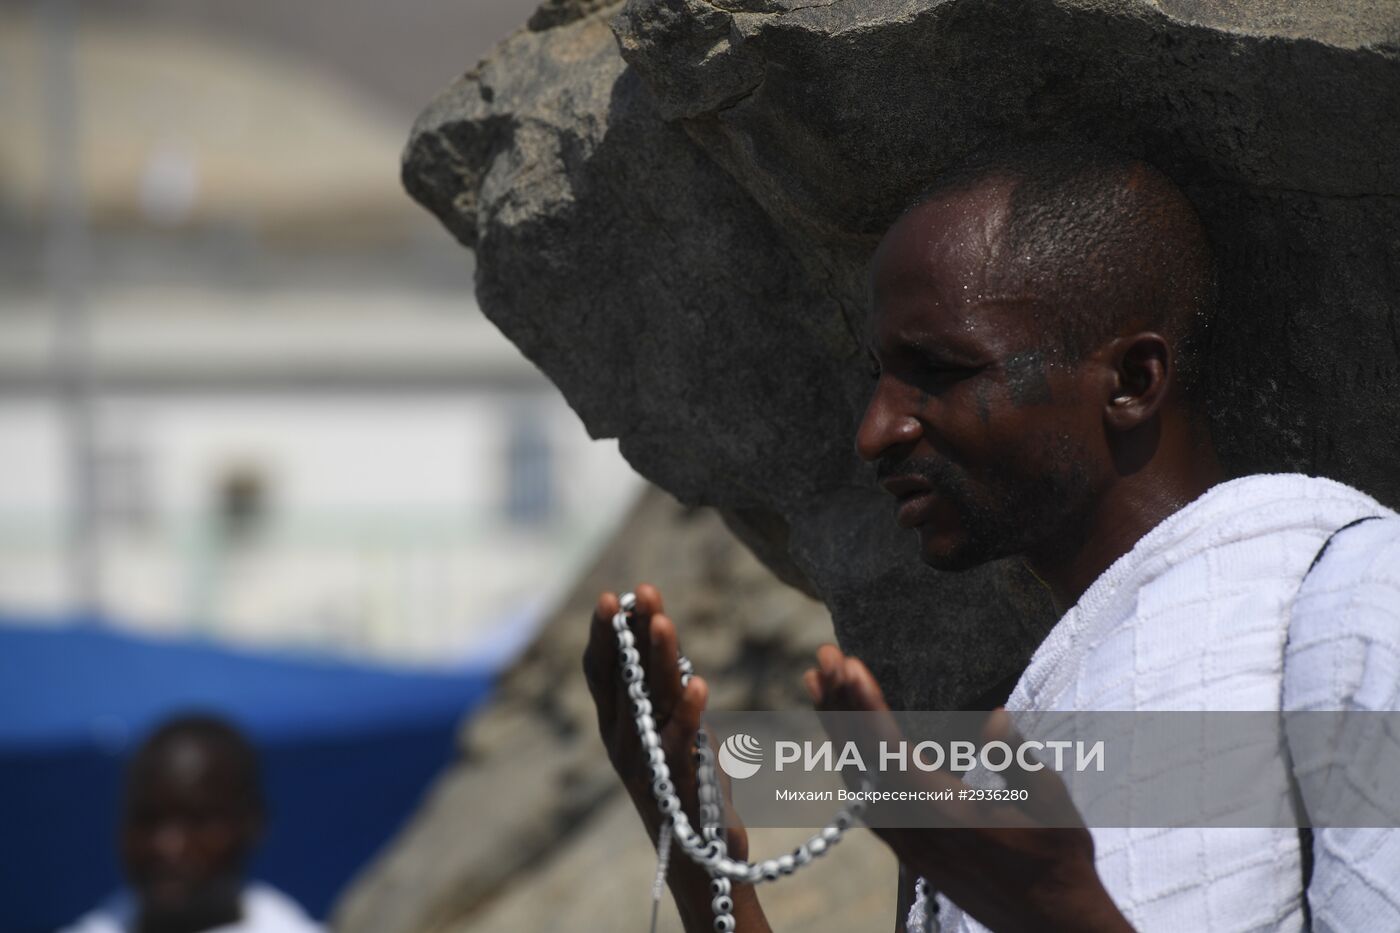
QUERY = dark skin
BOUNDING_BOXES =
[122,736,263,933]
[584,586,771,932]
[584,176,1223,931]
[859,179,1223,611]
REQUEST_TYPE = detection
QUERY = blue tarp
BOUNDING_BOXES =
[0,616,495,933]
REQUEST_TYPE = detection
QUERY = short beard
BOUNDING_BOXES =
[892,436,1094,571]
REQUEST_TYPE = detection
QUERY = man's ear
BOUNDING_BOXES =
[1103,332,1171,432]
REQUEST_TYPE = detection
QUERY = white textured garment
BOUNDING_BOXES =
[1284,514,1400,932]
[59,882,323,933]
[908,473,1400,933]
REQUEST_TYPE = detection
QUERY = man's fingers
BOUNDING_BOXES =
[812,648,891,715]
[663,673,709,747]
[816,642,847,702]
[829,657,903,750]
[843,655,891,712]
[633,582,665,618]
[620,584,684,732]
[624,584,665,697]
[583,591,620,729]
[588,584,691,773]
[647,613,684,728]
[807,647,914,820]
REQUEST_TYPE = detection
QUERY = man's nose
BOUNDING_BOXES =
[855,381,922,463]
[150,822,190,861]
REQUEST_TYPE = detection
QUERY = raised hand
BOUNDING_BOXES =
[582,585,770,933]
[805,644,1134,933]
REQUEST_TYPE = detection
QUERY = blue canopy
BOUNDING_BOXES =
[0,616,495,933]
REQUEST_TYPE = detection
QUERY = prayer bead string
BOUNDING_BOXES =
[615,591,872,932]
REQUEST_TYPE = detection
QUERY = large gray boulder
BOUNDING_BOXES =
[404,0,1400,709]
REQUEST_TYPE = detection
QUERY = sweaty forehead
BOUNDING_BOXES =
[867,183,1045,349]
[870,182,1020,315]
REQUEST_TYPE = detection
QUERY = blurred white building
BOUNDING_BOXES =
[0,4,643,666]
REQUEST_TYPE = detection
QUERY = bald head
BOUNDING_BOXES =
[904,141,1215,402]
[127,715,262,815]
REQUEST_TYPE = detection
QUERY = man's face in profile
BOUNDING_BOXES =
[121,736,260,932]
[858,180,1102,570]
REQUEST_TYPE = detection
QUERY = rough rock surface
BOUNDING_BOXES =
[451,795,897,932]
[334,487,895,933]
[403,0,1400,712]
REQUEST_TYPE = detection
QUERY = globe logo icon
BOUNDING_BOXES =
[718,733,764,779]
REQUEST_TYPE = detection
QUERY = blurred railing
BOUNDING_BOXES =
[0,504,630,667]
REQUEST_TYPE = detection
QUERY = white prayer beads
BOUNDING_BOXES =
[614,590,872,933]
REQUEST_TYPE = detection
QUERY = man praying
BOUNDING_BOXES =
[583,142,1400,931]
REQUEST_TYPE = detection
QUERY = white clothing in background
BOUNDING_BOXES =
[59,881,322,933]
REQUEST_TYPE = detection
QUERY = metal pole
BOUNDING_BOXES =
[41,0,100,619]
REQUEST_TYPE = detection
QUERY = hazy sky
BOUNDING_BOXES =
[10,0,546,115]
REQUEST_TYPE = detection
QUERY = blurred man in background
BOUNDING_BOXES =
[61,714,320,933]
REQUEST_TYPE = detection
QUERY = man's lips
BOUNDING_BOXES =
[880,476,937,528]
[880,476,930,498]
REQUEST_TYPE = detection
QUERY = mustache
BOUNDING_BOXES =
[875,455,988,521]
[875,455,962,489]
